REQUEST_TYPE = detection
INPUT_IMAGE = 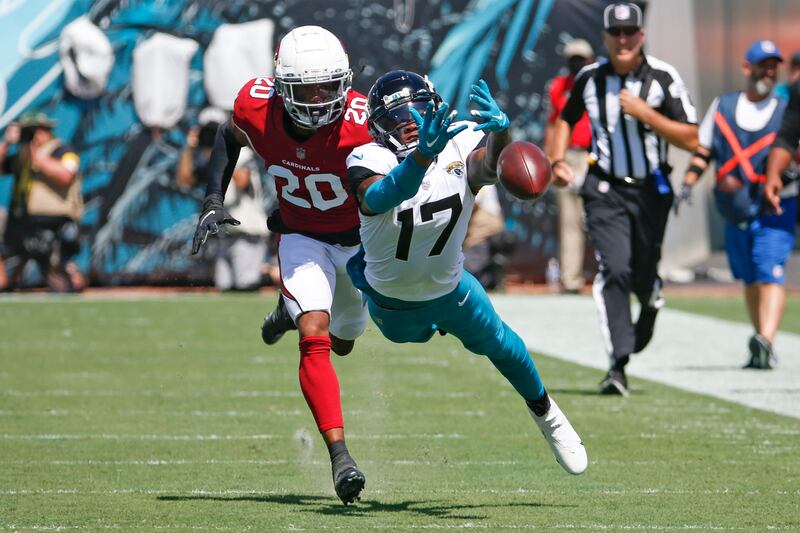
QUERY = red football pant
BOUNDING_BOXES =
[298,336,343,433]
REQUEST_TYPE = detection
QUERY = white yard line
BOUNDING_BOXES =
[491,295,800,419]
[0,433,464,441]
[0,390,302,398]
[0,434,276,441]
[0,459,524,467]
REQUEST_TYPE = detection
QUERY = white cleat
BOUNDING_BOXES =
[529,398,588,475]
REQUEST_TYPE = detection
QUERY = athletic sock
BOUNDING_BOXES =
[526,389,551,417]
[612,355,630,372]
[328,440,356,475]
[298,335,343,432]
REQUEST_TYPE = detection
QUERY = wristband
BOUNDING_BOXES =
[687,164,705,176]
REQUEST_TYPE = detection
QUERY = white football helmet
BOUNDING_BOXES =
[274,26,352,129]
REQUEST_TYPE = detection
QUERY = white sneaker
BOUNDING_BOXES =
[528,397,588,475]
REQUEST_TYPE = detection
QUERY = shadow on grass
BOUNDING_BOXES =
[549,387,650,397]
[157,493,566,518]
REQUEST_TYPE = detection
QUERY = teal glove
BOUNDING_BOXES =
[469,79,510,132]
[409,100,467,158]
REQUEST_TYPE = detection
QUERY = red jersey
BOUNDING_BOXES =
[547,73,591,150]
[232,77,373,236]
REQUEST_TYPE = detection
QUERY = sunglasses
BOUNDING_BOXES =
[606,27,639,37]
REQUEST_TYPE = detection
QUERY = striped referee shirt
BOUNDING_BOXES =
[561,54,697,182]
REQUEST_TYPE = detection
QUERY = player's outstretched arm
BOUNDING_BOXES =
[359,101,466,215]
[467,79,511,189]
[190,121,246,255]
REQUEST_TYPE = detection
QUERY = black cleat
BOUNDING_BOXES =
[744,334,775,370]
[261,298,297,345]
[599,369,629,397]
[333,465,366,505]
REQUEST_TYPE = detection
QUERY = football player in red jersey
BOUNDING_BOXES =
[191,26,373,505]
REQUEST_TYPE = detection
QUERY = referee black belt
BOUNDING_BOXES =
[589,166,648,187]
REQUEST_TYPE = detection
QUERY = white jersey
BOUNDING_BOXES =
[346,123,485,301]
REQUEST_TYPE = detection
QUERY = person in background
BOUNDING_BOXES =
[676,40,796,370]
[548,3,698,396]
[178,106,270,291]
[463,183,508,291]
[775,51,800,101]
[177,107,228,192]
[215,146,270,291]
[0,112,85,292]
[764,48,800,364]
[773,50,800,216]
[543,38,595,294]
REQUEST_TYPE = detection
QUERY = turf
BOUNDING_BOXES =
[1,294,799,531]
[667,294,800,335]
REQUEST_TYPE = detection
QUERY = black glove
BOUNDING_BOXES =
[672,183,692,215]
[191,193,240,255]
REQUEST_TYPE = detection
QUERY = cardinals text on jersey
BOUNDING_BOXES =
[233,77,373,237]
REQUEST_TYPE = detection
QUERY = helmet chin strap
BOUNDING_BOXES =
[384,134,417,158]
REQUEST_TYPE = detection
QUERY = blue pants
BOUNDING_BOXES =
[348,249,545,401]
[725,197,797,285]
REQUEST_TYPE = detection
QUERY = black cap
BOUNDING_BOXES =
[603,3,643,30]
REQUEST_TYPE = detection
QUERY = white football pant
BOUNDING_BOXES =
[277,233,367,341]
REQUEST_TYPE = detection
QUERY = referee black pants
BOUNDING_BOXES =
[581,172,673,368]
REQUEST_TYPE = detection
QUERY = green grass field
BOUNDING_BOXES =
[1,294,799,531]
[667,294,800,335]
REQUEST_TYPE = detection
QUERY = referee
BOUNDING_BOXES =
[548,2,698,396]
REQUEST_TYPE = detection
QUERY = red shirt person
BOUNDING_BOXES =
[543,38,595,294]
[546,39,594,151]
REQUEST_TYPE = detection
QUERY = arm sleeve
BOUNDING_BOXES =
[346,143,427,214]
[362,155,428,213]
[560,71,589,125]
[774,81,800,152]
[204,121,243,200]
[348,165,378,196]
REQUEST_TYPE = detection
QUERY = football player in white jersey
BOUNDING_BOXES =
[345,71,588,476]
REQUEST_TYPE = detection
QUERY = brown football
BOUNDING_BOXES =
[496,141,552,200]
[716,174,744,194]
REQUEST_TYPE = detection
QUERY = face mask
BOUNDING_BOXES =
[567,57,587,75]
